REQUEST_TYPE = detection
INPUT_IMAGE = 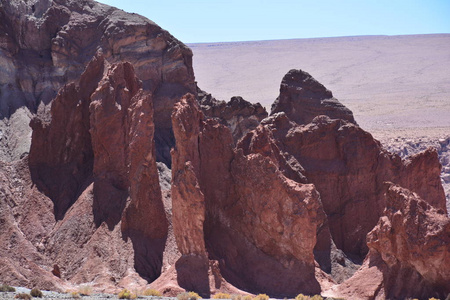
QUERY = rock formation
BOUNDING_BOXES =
[271,69,355,125]
[1,1,449,299]
[0,0,195,164]
[239,111,446,257]
[382,135,450,213]
[26,53,167,290]
[332,183,449,300]
[169,94,325,297]
[197,86,268,143]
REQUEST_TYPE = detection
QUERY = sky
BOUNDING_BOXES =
[97,0,450,43]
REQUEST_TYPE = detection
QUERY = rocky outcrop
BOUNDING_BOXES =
[169,94,325,297]
[382,135,450,213]
[2,3,448,298]
[332,183,449,300]
[0,158,64,291]
[239,112,446,258]
[0,0,195,163]
[197,87,268,143]
[24,53,168,289]
[270,69,355,125]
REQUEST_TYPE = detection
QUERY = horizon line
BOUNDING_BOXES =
[186,33,450,45]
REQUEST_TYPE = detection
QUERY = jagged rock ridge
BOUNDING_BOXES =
[25,52,167,290]
[0,1,449,299]
[197,86,268,143]
[168,94,324,297]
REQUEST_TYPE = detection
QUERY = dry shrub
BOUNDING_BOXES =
[0,284,16,292]
[213,293,232,299]
[78,285,92,296]
[253,294,269,300]
[30,288,43,298]
[143,288,162,296]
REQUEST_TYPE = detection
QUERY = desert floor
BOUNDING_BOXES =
[189,34,450,142]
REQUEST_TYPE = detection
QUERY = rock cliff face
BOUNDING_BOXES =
[382,135,450,213]
[26,53,168,289]
[170,94,325,297]
[333,183,449,300]
[239,111,445,257]
[0,0,195,163]
[270,69,355,125]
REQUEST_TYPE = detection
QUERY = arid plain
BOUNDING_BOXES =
[189,34,450,141]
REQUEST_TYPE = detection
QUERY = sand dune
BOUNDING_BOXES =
[189,34,450,139]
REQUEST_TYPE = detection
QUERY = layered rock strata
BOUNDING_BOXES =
[0,0,195,163]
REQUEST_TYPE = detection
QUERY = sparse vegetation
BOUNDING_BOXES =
[243,295,253,300]
[30,288,43,298]
[118,289,132,299]
[253,294,269,300]
[213,293,232,299]
[177,291,202,300]
[0,284,16,292]
[70,291,80,299]
[143,288,162,296]
[14,293,31,300]
[78,285,92,296]
[118,289,137,299]
[295,295,324,300]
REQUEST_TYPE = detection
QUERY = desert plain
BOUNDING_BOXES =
[190,34,450,141]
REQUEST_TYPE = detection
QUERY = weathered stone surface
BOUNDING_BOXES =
[28,52,102,220]
[239,113,446,258]
[2,2,449,297]
[0,0,195,163]
[381,135,450,214]
[170,94,325,297]
[26,54,167,290]
[332,183,450,300]
[0,157,65,291]
[368,183,449,298]
[197,87,268,143]
[270,69,355,125]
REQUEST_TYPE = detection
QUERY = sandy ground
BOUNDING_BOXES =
[189,34,450,141]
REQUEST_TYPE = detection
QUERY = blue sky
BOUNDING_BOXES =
[97,0,450,43]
